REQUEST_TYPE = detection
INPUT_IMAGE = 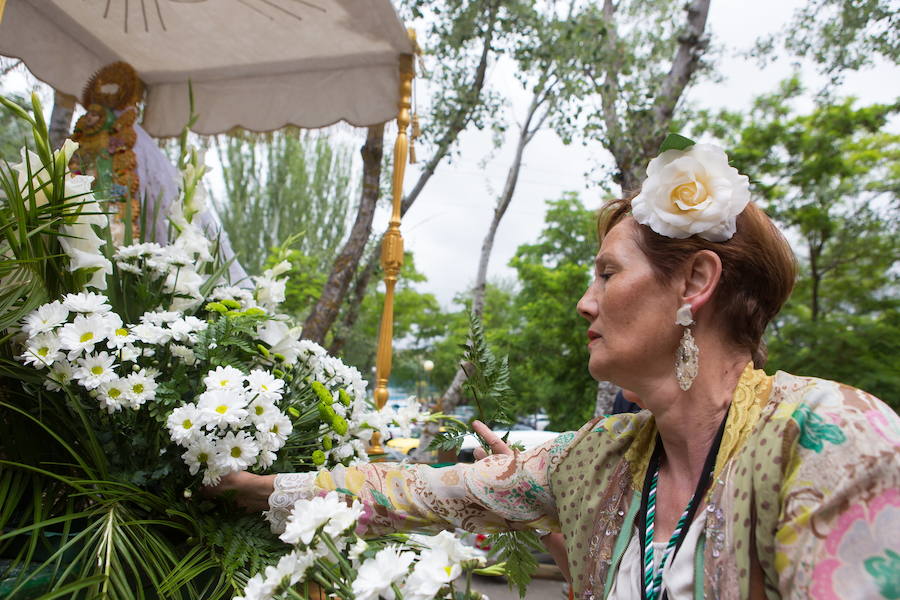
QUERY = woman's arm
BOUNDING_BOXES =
[208,420,577,537]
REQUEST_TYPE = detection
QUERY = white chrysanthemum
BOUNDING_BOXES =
[181,433,217,475]
[140,311,181,326]
[280,491,364,546]
[116,262,142,275]
[409,530,485,564]
[211,286,254,305]
[234,572,273,600]
[262,549,316,591]
[202,463,225,486]
[168,317,201,343]
[20,332,63,368]
[203,365,246,392]
[198,389,249,430]
[73,352,118,390]
[348,538,369,563]
[401,548,461,600]
[213,430,259,472]
[170,344,197,365]
[124,370,158,405]
[246,369,284,401]
[167,403,204,444]
[22,301,69,337]
[62,291,111,314]
[255,448,277,470]
[631,142,751,242]
[59,313,111,359]
[119,344,141,363]
[114,242,163,260]
[130,322,171,345]
[97,378,128,413]
[44,361,74,392]
[352,545,415,600]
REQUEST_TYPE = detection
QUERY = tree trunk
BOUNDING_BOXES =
[301,125,384,344]
[49,91,76,151]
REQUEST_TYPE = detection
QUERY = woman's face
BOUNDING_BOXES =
[576,218,682,386]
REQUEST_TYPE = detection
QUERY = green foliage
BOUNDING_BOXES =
[505,193,600,430]
[694,82,900,408]
[754,0,899,81]
[485,530,544,599]
[213,130,357,276]
[459,312,514,427]
[0,92,33,164]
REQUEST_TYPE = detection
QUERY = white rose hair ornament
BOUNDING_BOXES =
[631,133,751,242]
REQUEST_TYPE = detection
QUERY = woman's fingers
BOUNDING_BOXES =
[472,420,514,456]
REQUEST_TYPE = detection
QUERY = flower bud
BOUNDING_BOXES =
[312,450,326,466]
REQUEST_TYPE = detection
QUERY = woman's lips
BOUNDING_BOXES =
[587,330,601,346]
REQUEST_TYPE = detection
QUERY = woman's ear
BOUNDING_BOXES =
[680,250,722,314]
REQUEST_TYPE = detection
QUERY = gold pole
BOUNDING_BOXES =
[0,0,7,24]
[369,33,416,455]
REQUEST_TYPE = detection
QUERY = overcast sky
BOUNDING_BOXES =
[2,1,897,312]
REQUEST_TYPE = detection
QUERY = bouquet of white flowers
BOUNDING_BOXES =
[0,93,436,600]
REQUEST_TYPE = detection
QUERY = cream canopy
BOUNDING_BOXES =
[0,0,414,136]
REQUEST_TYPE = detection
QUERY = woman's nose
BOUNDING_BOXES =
[576,285,597,321]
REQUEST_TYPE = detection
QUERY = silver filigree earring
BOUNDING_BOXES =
[675,303,699,391]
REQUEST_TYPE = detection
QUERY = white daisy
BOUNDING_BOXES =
[259,412,292,449]
[115,261,143,275]
[140,310,182,326]
[167,403,203,444]
[246,369,284,401]
[247,397,278,426]
[114,242,163,260]
[213,430,259,472]
[262,549,316,590]
[203,365,246,392]
[20,332,63,368]
[255,448,277,470]
[210,286,254,305]
[198,389,248,430]
[73,352,118,390]
[124,370,158,405]
[119,344,141,363]
[181,433,217,475]
[97,378,128,413]
[351,545,415,600]
[59,314,111,359]
[62,291,111,314]
[22,301,69,337]
[106,323,135,350]
[202,463,225,486]
[44,361,74,392]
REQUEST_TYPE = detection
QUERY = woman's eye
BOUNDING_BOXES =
[598,272,613,281]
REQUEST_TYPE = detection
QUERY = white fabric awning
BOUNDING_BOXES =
[0,0,413,136]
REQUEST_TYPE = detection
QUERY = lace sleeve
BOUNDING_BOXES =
[264,472,317,534]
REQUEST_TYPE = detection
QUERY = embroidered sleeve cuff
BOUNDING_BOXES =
[264,472,317,534]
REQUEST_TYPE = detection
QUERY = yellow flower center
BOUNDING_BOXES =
[133,383,144,394]
[38,346,49,357]
[219,379,228,387]
[261,384,268,391]
[271,424,279,434]
[197,452,208,463]
[230,447,242,458]
[216,405,228,414]
[182,419,193,429]
[255,405,265,416]
[91,366,104,375]
[670,180,708,210]
[109,388,121,398]
[115,328,128,337]
[80,332,94,343]
[444,566,453,577]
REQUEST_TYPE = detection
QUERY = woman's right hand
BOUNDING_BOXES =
[203,471,276,512]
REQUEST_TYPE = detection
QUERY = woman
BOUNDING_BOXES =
[214,140,899,599]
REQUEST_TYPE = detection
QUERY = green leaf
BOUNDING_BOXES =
[369,489,394,511]
[659,133,696,152]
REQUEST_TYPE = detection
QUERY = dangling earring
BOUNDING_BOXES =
[675,303,699,391]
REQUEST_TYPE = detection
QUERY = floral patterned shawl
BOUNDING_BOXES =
[266,364,899,599]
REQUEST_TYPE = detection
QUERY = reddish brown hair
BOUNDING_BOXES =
[599,196,797,365]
